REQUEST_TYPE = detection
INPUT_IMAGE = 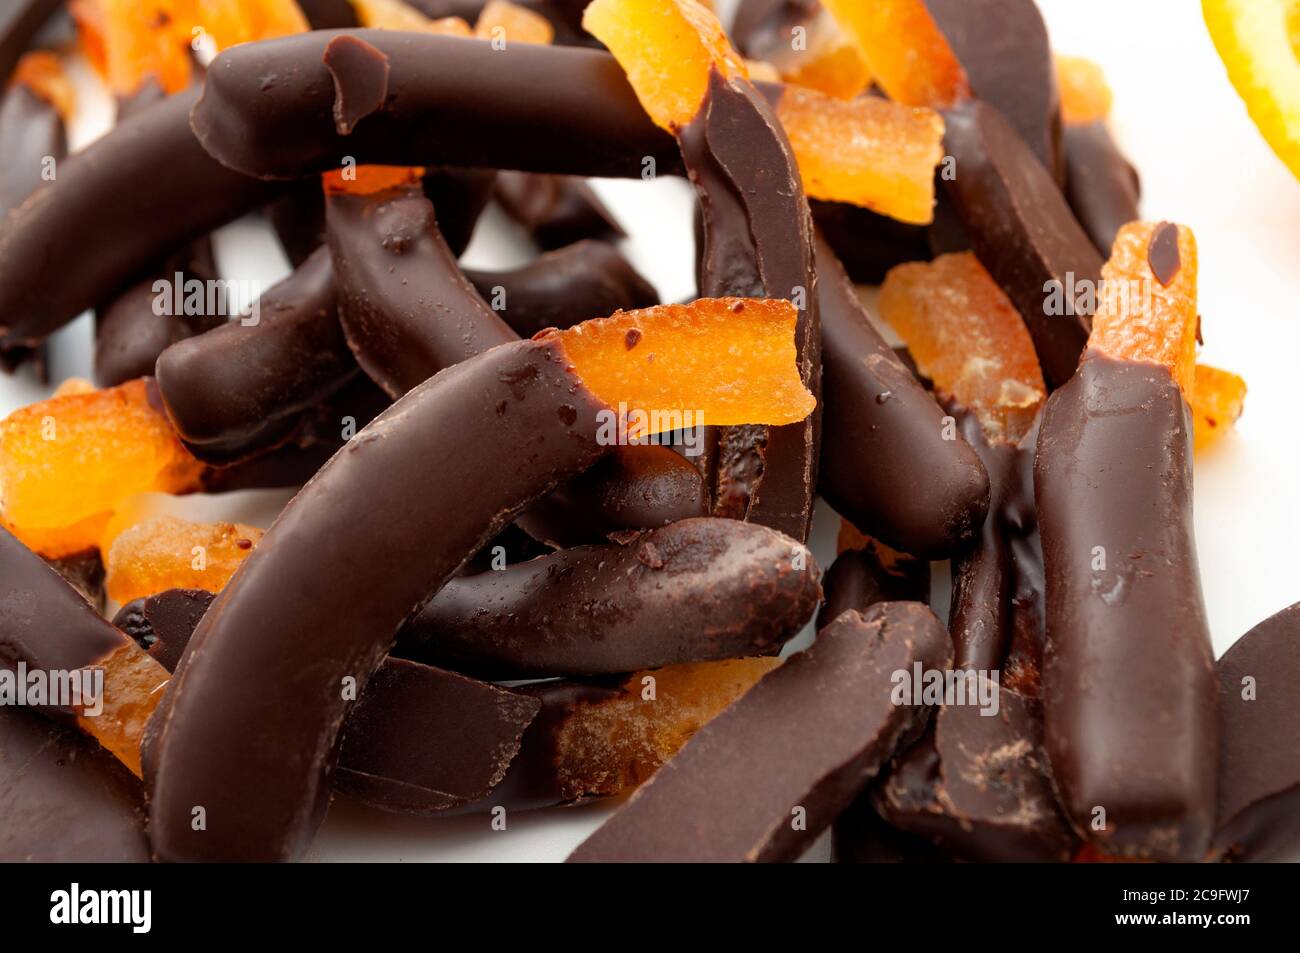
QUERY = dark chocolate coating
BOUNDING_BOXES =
[924,0,1062,180]
[0,87,281,351]
[1062,121,1141,258]
[334,658,541,815]
[1213,602,1300,862]
[190,31,679,180]
[815,233,990,558]
[323,34,390,135]
[422,165,497,256]
[947,409,1016,670]
[568,602,952,862]
[396,517,820,678]
[515,444,706,547]
[833,795,952,863]
[465,240,658,338]
[816,544,930,631]
[112,588,543,817]
[264,179,327,268]
[0,526,133,717]
[940,101,1100,390]
[685,73,820,541]
[298,0,361,29]
[44,548,107,614]
[811,199,931,285]
[873,688,1079,862]
[145,338,610,861]
[326,184,514,396]
[0,0,62,89]
[156,246,355,459]
[1035,354,1217,861]
[0,82,63,216]
[0,705,150,862]
[493,171,625,250]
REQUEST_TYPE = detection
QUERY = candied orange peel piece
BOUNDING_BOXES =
[1190,363,1246,450]
[9,51,77,120]
[100,0,193,95]
[776,86,944,224]
[178,0,308,52]
[70,0,109,81]
[475,0,555,45]
[76,641,171,777]
[553,298,816,436]
[351,0,472,35]
[0,380,203,558]
[1056,55,1113,125]
[821,0,970,108]
[105,514,262,605]
[880,252,1046,444]
[583,0,747,131]
[1087,221,1199,396]
[322,164,425,195]
[749,7,870,100]
[554,658,779,801]
[1204,0,1300,180]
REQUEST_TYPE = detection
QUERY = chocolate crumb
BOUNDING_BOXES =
[636,541,665,569]
[624,328,642,350]
[235,538,253,550]
[1147,222,1181,287]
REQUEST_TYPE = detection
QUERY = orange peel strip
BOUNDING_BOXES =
[322,164,426,194]
[101,0,193,95]
[350,0,472,35]
[583,0,746,131]
[1087,221,1199,396]
[880,252,1046,444]
[105,514,262,605]
[70,0,109,81]
[1056,55,1113,126]
[820,0,970,108]
[475,0,555,45]
[0,380,203,558]
[776,85,944,224]
[1190,363,1247,450]
[552,297,816,436]
[75,641,171,777]
[9,51,77,120]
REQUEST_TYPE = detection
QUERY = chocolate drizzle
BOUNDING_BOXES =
[1147,221,1181,287]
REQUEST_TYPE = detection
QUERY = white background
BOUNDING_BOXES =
[2,0,1297,862]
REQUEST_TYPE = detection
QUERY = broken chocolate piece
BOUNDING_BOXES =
[568,602,952,862]
[1036,355,1217,861]
[873,687,1079,862]
[493,171,626,249]
[1213,601,1300,862]
[940,100,1101,389]
[145,337,610,862]
[324,34,391,136]
[815,233,990,558]
[113,589,215,672]
[1062,121,1141,258]
[464,240,658,338]
[816,542,929,631]
[396,517,820,677]
[191,30,679,180]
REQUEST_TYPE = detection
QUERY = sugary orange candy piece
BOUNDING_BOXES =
[105,514,262,605]
[778,33,871,101]
[52,377,96,398]
[351,0,472,35]
[10,51,77,119]
[821,0,970,108]
[100,0,192,95]
[75,641,171,777]
[553,658,779,801]
[880,252,1046,444]
[0,380,203,558]
[1056,55,1113,125]
[583,0,746,131]
[1190,363,1247,450]
[1088,221,1199,396]
[553,298,816,436]
[174,0,308,52]
[70,0,109,81]
[322,164,425,195]
[475,0,555,45]
[775,86,944,224]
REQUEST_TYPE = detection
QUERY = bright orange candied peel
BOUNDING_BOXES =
[1087,221,1199,396]
[1056,55,1113,125]
[553,298,816,436]
[322,164,425,195]
[105,514,262,605]
[821,0,970,108]
[100,0,193,95]
[880,252,1046,444]
[583,0,746,131]
[757,8,871,100]
[475,0,555,45]
[0,380,203,558]
[554,658,778,800]
[1190,363,1247,450]
[70,0,109,81]
[76,640,171,777]
[174,0,308,52]
[351,0,472,35]
[776,86,944,224]
[10,51,77,119]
